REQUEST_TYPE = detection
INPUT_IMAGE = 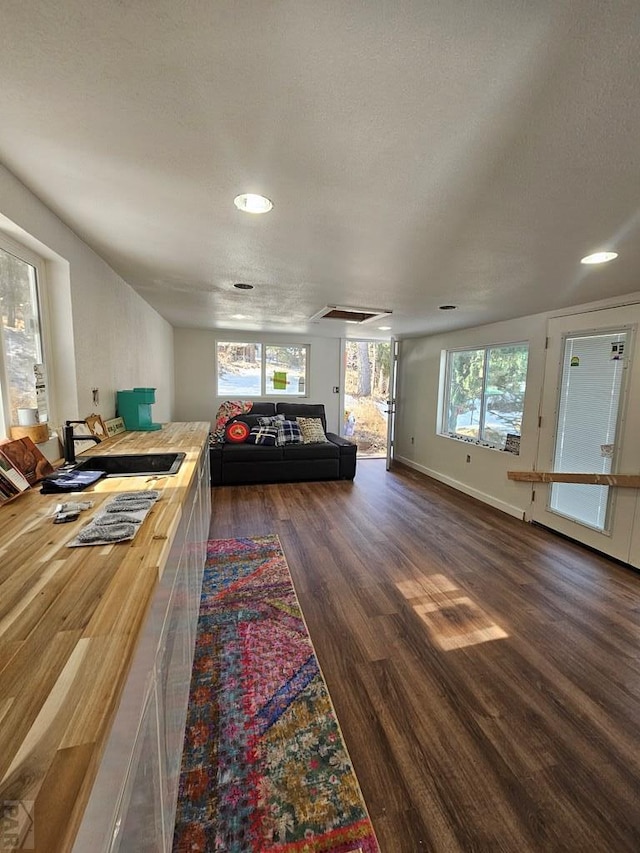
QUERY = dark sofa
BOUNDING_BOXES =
[210,402,357,486]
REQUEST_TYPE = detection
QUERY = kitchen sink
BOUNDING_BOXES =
[73,452,186,477]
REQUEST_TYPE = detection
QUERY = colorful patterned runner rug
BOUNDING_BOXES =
[173,534,379,853]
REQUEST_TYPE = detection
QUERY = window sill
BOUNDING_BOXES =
[438,432,520,455]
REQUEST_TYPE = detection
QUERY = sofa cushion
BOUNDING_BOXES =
[282,441,339,460]
[220,457,339,484]
[297,417,330,444]
[275,403,327,433]
[222,442,283,462]
[277,419,303,446]
[249,402,277,416]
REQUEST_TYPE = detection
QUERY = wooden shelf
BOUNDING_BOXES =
[508,471,640,487]
[9,422,49,444]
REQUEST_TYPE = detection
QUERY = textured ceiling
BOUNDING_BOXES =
[1,1,639,340]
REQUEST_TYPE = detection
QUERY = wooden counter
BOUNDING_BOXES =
[0,423,211,852]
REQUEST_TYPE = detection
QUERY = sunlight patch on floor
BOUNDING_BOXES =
[396,576,508,651]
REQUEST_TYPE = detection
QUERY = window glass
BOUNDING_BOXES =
[0,246,44,428]
[265,345,307,396]
[445,349,484,440]
[481,344,529,445]
[549,332,626,531]
[216,342,262,396]
[443,343,528,448]
[217,341,309,397]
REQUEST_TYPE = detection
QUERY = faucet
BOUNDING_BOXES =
[63,420,101,465]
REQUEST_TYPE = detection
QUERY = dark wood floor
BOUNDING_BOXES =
[209,459,640,852]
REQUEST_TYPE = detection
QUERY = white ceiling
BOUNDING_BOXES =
[1,1,639,340]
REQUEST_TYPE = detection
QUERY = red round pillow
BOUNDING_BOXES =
[225,420,250,443]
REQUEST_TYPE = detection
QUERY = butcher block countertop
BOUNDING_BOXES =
[0,422,210,852]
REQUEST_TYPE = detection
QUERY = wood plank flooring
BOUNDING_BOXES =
[209,460,640,852]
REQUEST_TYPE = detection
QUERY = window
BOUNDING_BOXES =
[0,240,47,436]
[217,342,308,397]
[442,343,529,448]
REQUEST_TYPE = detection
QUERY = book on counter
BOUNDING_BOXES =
[0,450,31,504]
[0,436,54,485]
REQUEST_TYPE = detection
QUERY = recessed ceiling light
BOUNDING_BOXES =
[439,304,457,310]
[233,193,273,214]
[233,282,254,290]
[378,326,392,331]
[231,314,247,320]
[580,251,618,265]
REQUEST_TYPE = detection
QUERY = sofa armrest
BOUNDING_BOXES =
[326,432,355,449]
[209,444,223,485]
[326,433,357,480]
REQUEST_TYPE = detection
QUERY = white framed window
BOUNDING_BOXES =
[441,342,529,449]
[216,342,309,397]
[0,236,48,438]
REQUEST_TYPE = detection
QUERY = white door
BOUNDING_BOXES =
[531,305,640,566]
[386,338,399,470]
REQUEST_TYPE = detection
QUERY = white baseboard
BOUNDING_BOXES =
[394,456,525,520]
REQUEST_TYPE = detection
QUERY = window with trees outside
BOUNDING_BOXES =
[0,240,46,437]
[217,342,309,397]
[442,343,529,448]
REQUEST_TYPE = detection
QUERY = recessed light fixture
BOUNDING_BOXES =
[580,251,618,265]
[378,326,392,331]
[233,282,254,290]
[231,314,247,320]
[233,193,273,214]
[439,304,457,310]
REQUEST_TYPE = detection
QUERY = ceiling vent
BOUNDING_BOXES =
[309,305,392,324]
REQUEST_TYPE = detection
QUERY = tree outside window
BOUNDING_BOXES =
[0,246,44,430]
[443,343,529,448]
[216,342,308,397]
[344,340,391,457]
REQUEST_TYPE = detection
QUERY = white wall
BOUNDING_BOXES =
[0,165,174,430]
[174,328,342,432]
[394,294,640,519]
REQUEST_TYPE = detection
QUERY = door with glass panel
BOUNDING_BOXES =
[531,306,640,565]
[342,340,391,458]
